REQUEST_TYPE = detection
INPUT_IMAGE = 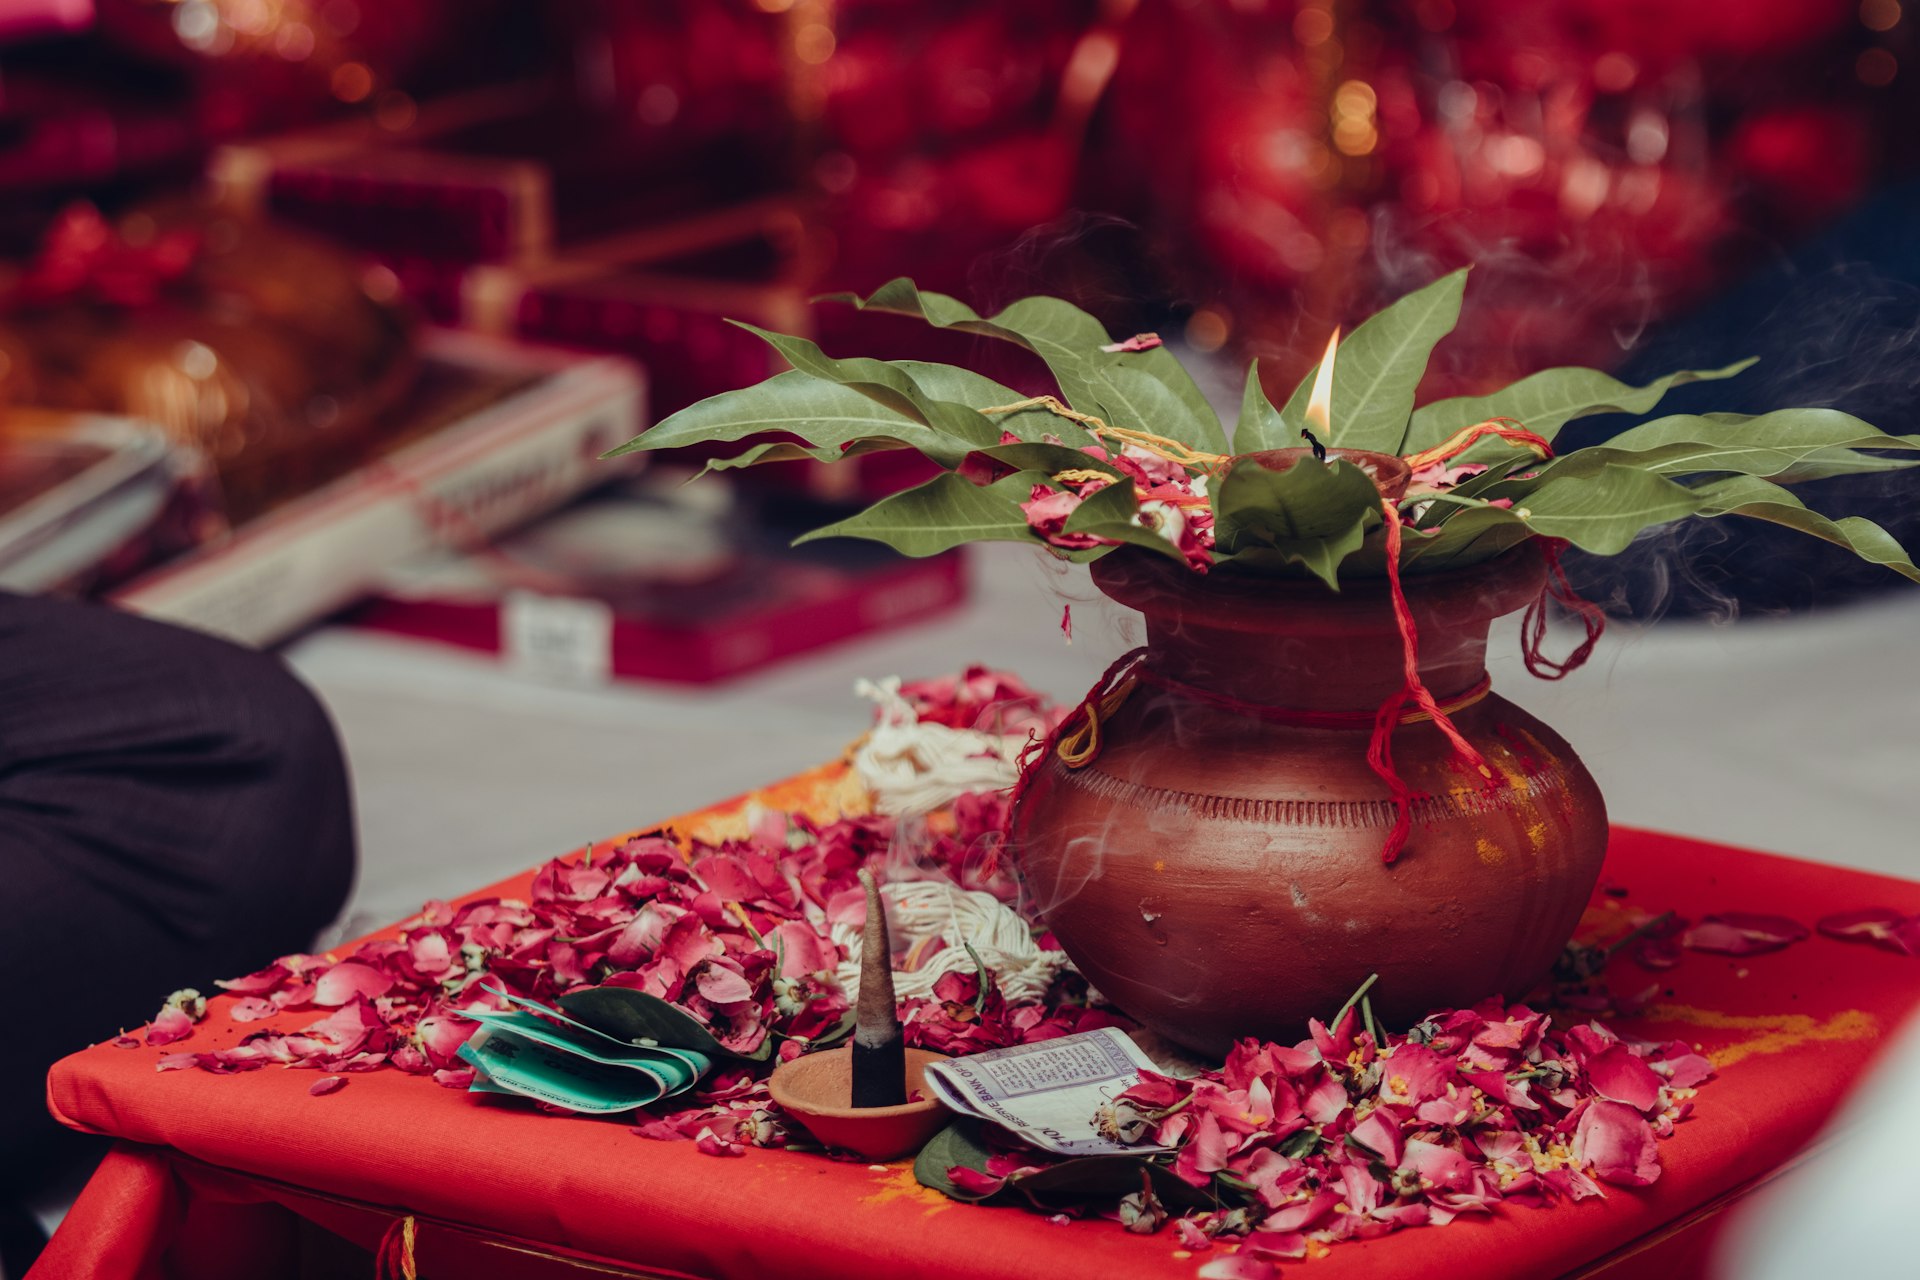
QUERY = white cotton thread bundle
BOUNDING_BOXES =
[832,879,1071,1005]
[849,677,1026,817]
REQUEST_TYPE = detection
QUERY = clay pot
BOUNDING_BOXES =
[1007,523,1608,1058]
[768,1047,952,1161]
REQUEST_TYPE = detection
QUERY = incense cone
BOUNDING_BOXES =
[850,869,907,1108]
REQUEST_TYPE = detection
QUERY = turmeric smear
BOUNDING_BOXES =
[1639,1004,1879,1069]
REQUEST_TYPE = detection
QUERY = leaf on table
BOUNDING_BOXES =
[913,1119,1000,1200]
[1403,358,1758,459]
[793,471,1048,557]
[1321,267,1467,454]
[1007,1156,1217,1212]
[557,986,771,1062]
[1211,457,1382,588]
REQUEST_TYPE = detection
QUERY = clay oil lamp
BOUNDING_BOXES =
[769,870,950,1159]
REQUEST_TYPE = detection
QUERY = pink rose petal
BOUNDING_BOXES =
[1817,908,1920,955]
[228,997,277,1023]
[1683,913,1808,956]
[309,1076,348,1097]
[145,1004,195,1047]
[1577,1099,1661,1186]
[1586,1045,1665,1113]
[312,962,395,1007]
[1197,1256,1277,1280]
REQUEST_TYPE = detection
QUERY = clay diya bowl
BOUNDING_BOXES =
[768,1047,952,1161]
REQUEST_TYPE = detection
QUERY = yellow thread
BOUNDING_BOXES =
[980,395,1230,472]
[400,1215,418,1280]
[1401,417,1551,473]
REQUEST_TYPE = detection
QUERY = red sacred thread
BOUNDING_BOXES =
[375,1215,420,1280]
[1371,501,1495,863]
[1400,418,1552,473]
[1521,537,1607,679]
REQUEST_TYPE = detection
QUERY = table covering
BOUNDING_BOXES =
[32,763,1920,1279]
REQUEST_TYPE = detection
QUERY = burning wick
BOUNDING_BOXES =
[850,869,906,1108]
[1301,326,1339,461]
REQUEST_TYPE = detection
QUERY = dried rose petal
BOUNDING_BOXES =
[1816,908,1920,956]
[309,1076,348,1097]
[1683,913,1809,956]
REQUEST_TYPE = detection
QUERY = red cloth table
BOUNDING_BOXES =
[31,765,1920,1279]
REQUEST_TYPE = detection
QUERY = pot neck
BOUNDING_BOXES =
[1092,546,1545,714]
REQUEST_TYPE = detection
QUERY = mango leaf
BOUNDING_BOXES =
[1058,475,1187,563]
[732,323,1001,453]
[1211,457,1382,588]
[1403,358,1758,459]
[1401,465,1710,570]
[793,470,1047,557]
[556,986,770,1062]
[1321,268,1468,454]
[1233,357,1291,452]
[1581,407,1920,478]
[975,440,1123,480]
[605,369,979,468]
[823,279,1225,453]
[696,438,904,476]
[892,361,1087,445]
[1691,474,1920,583]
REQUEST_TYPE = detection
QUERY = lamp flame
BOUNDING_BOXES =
[1304,327,1339,443]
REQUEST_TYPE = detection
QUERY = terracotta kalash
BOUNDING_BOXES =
[1006,448,1608,1058]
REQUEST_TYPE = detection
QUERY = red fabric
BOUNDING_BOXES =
[33,796,1920,1280]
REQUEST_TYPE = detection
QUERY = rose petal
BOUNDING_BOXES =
[1586,1045,1665,1113]
[312,962,395,1007]
[946,1166,1006,1197]
[1817,908,1920,956]
[1197,1256,1277,1280]
[145,1005,195,1047]
[1576,1099,1661,1186]
[1683,913,1809,955]
[309,1076,348,1097]
[228,997,277,1023]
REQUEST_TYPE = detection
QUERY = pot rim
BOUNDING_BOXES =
[1090,539,1549,635]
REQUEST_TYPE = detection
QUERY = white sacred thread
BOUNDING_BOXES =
[831,880,1070,1006]
[849,677,1026,817]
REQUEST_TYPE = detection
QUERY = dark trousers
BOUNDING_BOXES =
[0,593,356,1196]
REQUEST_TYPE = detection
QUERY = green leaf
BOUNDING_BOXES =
[1323,268,1468,453]
[976,441,1123,480]
[1211,457,1382,588]
[1401,465,1710,571]
[556,986,771,1062]
[1580,407,1920,478]
[913,1120,998,1200]
[1691,475,1920,583]
[824,279,1225,453]
[891,361,1090,445]
[605,369,977,468]
[1403,358,1758,458]
[695,438,904,475]
[1233,357,1291,452]
[1059,476,1187,563]
[793,471,1047,557]
[732,323,1001,454]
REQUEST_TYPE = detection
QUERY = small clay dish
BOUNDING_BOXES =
[768,1047,952,1161]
